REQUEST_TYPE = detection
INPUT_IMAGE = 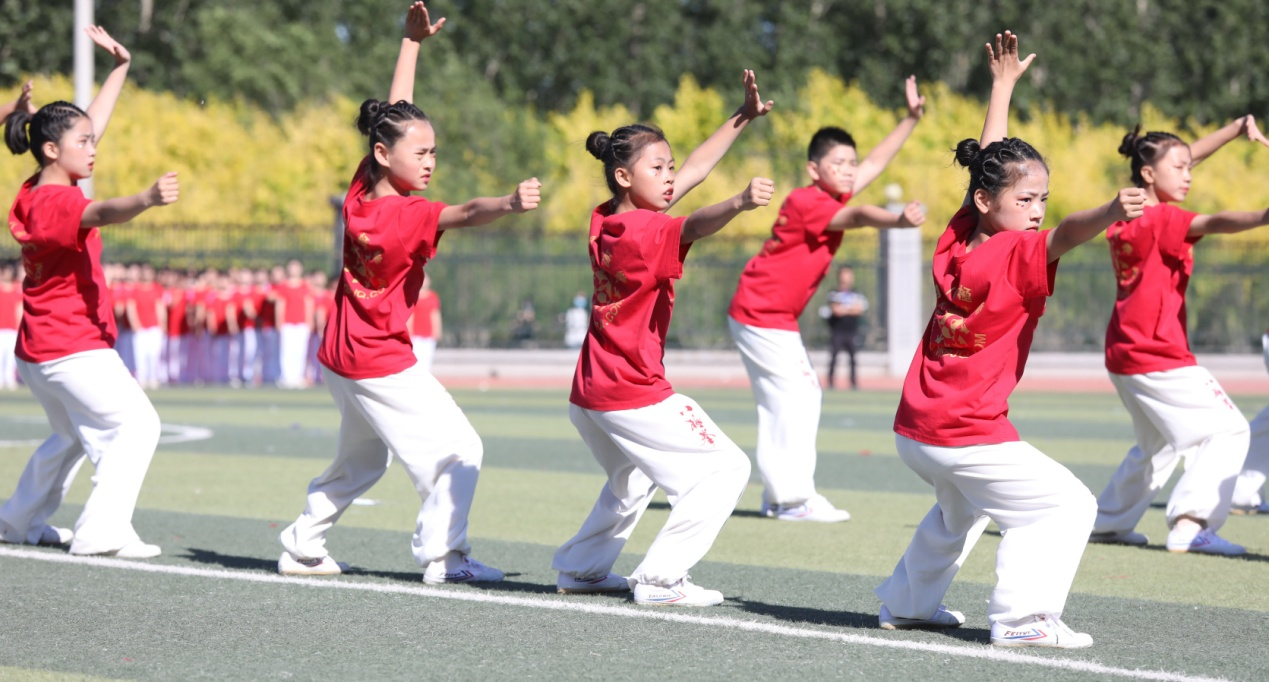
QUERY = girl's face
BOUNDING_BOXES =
[974,161,1050,234]
[617,140,676,211]
[46,117,96,180]
[1141,144,1192,203]
[375,120,437,193]
[807,144,859,197]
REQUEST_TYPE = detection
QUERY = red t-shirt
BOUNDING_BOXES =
[112,282,132,331]
[130,282,163,329]
[235,288,259,329]
[1104,203,1201,375]
[411,290,440,338]
[8,178,113,363]
[167,288,189,337]
[0,284,20,330]
[274,281,311,325]
[570,204,691,411]
[728,186,850,331]
[893,206,1058,447]
[318,157,448,380]
[258,289,277,329]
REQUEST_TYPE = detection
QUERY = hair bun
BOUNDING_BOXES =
[953,138,981,168]
[1118,124,1142,158]
[585,131,611,161]
[356,99,385,137]
[3,110,32,156]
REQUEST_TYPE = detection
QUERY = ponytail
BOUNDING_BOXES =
[586,123,667,197]
[5,101,87,166]
[1119,125,1185,187]
[953,136,1047,198]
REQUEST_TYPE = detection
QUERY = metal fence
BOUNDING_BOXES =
[3,224,1266,352]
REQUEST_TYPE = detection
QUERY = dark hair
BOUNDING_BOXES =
[808,127,857,162]
[953,137,1048,198]
[585,124,668,197]
[5,101,89,166]
[1118,125,1186,187]
[356,99,430,177]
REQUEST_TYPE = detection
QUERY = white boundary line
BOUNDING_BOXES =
[0,422,213,447]
[0,546,1228,682]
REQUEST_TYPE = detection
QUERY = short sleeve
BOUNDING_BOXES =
[1006,230,1056,299]
[400,197,448,261]
[649,215,688,281]
[1160,205,1200,257]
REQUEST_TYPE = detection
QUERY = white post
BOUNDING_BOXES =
[884,184,923,377]
[73,0,94,198]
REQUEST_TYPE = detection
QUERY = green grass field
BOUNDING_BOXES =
[2,385,1268,681]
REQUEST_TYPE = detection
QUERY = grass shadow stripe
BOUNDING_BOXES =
[0,546,1227,682]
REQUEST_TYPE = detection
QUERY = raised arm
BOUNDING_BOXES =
[1188,208,1269,236]
[964,31,1035,207]
[80,173,179,228]
[438,178,540,229]
[1190,115,1269,166]
[854,77,925,193]
[0,81,35,120]
[668,70,774,210]
[829,201,925,231]
[680,177,774,243]
[83,27,131,144]
[388,2,446,105]
[1046,188,1146,262]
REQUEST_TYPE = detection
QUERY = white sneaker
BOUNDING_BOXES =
[761,494,851,523]
[632,577,723,606]
[278,552,349,576]
[557,572,630,594]
[422,553,504,584]
[1231,501,1269,515]
[879,604,965,630]
[1088,530,1149,546]
[1166,527,1246,556]
[77,541,162,559]
[37,526,73,546]
[991,615,1093,649]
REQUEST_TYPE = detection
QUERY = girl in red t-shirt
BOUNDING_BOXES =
[877,32,1144,649]
[553,72,775,606]
[0,26,178,558]
[1090,115,1269,555]
[277,3,538,583]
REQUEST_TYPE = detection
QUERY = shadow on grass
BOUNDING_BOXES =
[646,501,768,520]
[182,547,277,572]
[731,598,991,643]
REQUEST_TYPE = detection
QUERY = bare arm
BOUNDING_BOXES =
[438,178,540,229]
[680,177,774,243]
[80,173,179,228]
[156,300,167,330]
[1046,188,1146,262]
[1189,208,1269,236]
[0,81,35,120]
[962,31,1036,208]
[668,70,773,210]
[829,201,925,231]
[227,304,239,335]
[854,76,925,193]
[125,299,141,331]
[82,27,131,144]
[1190,116,1269,166]
[388,2,446,104]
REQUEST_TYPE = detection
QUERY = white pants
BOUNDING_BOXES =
[279,323,310,388]
[261,327,280,384]
[1233,336,1269,508]
[876,435,1096,626]
[280,364,483,566]
[412,337,436,373]
[0,349,160,554]
[0,329,17,389]
[553,395,751,586]
[210,335,232,384]
[728,317,821,506]
[1095,366,1249,532]
[239,327,259,385]
[132,327,164,387]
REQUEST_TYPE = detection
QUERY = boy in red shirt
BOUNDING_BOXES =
[1089,117,1269,555]
[728,78,927,523]
[278,3,537,582]
[876,32,1144,648]
[273,259,313,389]
[0,26,178,557]
[126,263,165,389]
[0,260,21,389]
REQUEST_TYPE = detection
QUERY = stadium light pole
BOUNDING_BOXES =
[73,0,94,198]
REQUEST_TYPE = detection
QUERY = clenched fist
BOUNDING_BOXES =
[741,177,775,210]
[511,178,541,213]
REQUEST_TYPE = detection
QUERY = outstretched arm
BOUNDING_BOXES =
[1190,115,1269,166]
[963,30,1036,207]
[438,178,541,229]
[1046,188,1146,262]
[80,173,179,228]
[0,81,35,120]
[854,76,925,193]
[1189,207,1269,236]
[680,177,774,243]
[829,201,925,231]
[668,70,774,210]
[388,2,446,105]
[83,26,131,144]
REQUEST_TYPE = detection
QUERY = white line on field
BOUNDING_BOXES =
[0,422,213,447]
[0,546,1228,682]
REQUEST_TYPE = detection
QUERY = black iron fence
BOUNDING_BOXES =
[3,224,1266,352]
